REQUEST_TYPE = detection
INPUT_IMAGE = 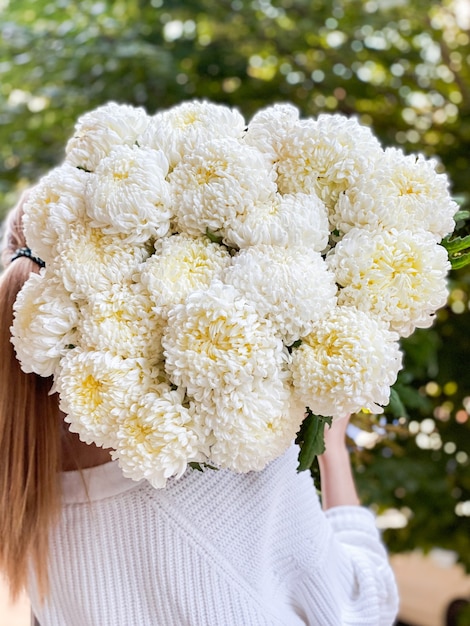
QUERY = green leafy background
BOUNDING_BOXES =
[1,0,469,573]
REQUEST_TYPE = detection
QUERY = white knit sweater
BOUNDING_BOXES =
[29,445,399,625]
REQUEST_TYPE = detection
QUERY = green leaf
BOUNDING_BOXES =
[442,234,470,254]
[296,410,332,472]
[453,209,470,221]
[287,339,302,353]
[450,251,470,270]
[205,228,224,244]
[188,462,204,472]
[188,461,218,472]
[387,387,409,419]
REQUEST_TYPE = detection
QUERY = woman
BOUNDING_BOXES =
[0,197,399,625]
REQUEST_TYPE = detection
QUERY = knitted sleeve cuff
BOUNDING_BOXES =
[324,505,379,534]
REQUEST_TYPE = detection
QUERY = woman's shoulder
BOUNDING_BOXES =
[60,443,316,508]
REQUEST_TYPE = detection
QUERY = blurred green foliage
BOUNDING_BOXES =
[1,0,469,571]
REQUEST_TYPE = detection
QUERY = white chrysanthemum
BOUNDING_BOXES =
[140,100,246,168]
[140,233,231,310]
[113,386,207,488]
[332,147,459,239]
[199,378,305,473]
[52,221,150,299]
[56,349,160,448]
[22,164,89,264]
[327,228,451,337]
[11,271,79,377]
[65,102,150,172]
[169,138,277,237]
[225,192,330,251]
[162,281,287,402]
[77,283,165,362]
[276,114,382,209]
[85,144,172,243]
[244,103,301,161]
[290,307,402,417]
[223,245,337,345]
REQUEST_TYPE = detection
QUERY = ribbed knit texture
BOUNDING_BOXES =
[29,445,398,625]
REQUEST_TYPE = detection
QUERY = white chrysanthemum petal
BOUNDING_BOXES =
[244,103,301,161]
[169,138,277,237]
[11,271,79,377]
[332,147,458,239]
[140,233,231,310]
[223,245,337,345]
[162,281,287,402]
[327,228,451,337]
[199,379,305,473]
[22,164,89,264]
[65,102,150,171]
[52,222,150,299]
[290,307,402,417]
[55,349,160,447]
[276,114,382,209]
[140,100,246,168]
[225,192,329,250]
[77,282,166,361]
[86,144,171,242]
[113,386,207,488]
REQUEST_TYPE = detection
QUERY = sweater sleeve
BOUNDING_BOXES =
[287,503,399,626]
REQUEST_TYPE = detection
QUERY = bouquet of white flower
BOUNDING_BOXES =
[11,100,457,487]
